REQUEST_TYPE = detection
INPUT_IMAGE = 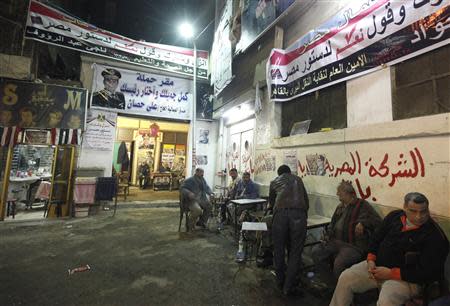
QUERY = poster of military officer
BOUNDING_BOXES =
[91,68,126,110]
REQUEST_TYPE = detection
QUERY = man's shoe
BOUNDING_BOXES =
[282,287,304,297]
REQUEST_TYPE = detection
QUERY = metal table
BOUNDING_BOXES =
[229,198,268,239]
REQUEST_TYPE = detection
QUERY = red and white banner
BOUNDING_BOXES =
[267,0,450,102]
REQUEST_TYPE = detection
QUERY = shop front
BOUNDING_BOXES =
[77,60,217,200]
[0,79,87,221]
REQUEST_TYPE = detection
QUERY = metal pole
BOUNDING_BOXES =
[191,40,197,176]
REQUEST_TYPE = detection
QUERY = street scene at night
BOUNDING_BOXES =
[0,0,449,305]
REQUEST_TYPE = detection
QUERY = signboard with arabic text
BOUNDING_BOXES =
[25,0,208,79]
[267,0,450,101]
[91,64,192,120]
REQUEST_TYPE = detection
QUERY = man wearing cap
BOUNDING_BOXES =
[92,68,125,110]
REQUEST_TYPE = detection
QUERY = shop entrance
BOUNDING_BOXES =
[0,142,76,222]
[113,116,189,201]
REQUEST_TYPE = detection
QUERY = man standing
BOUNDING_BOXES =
[312,180,382,285]
[268,165,309,296]
[330,192,449,306]
[92,68,126,110]
[227,168,241,200]
[180,168,214,230]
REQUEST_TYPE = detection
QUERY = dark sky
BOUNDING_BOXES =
[49,0,216,51]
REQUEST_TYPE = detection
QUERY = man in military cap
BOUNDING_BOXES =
[92,68,126,110]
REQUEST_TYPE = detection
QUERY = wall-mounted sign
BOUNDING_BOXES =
[91,64,192,120]
[267,0,450,101]
[0,79,87,129]
[25,0,208,79]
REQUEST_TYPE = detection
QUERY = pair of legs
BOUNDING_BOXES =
[272,209,307,294]
[330,260,420,306]
[312,239,364,286]
[139,175,149,189]
[188,200,212,229]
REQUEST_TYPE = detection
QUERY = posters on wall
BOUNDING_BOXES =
[236,0,295,53]
[196,83,214,120]
[161,144,175,169]
[195,155,208,166]
[283,150,298,175]
[267,0,450,101]
[82,109,116,151]
[210,0,233,94]
[91,64,192,120]
[199,129,209,144]
[0,79,87,129]
[25,0,208,79]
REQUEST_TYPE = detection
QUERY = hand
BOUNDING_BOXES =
[367,260,376,279]
[355,222,364,237]
[371,266,391,280]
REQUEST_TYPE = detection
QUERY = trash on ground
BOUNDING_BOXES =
[68,264,90,275]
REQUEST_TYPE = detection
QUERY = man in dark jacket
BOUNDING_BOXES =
[312,180,382,285]
[180,168,213,230]
[330,192,449,306]
[268,165,309,296]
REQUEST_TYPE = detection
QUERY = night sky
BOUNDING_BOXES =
[49,0,216,51]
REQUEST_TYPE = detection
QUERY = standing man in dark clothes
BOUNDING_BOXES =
[330,192,449,306]
[268,165,309,296]
[312,180,382,285]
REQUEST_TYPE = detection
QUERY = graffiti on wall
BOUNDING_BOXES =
[297,147,425,201]
[255,151,276,175]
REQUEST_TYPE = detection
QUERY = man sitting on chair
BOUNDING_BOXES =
[180,168,214,230]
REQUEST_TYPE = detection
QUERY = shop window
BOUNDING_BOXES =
[281,83,347,136]
[393,45,450,120]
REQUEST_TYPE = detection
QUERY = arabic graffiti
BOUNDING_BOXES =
[296,147,426,201]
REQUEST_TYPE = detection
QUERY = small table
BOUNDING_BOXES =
[152,172,173,191]
[305,214,331,246]
[229,198,268,239]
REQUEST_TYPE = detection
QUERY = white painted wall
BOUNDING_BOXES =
[347,68,393,127]
[194,120,219,189]
[254,113,450,217]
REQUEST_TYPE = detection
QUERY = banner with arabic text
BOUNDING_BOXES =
[267,0,450,102]
[91,64,192,120]
[0,79,87,130]
[25,0,208,79]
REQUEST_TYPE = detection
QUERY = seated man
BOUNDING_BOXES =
[235,172,259,199]
[138,161,150,189]
[330,192,449,306]
[180,168,214,230]
[220,168,241,223]
[312,180,382,285]
[228,172,259,224]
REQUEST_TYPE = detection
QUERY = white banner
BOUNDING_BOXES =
[82,109,117,151]
[25,0,208,79]
[267,0,450,101]
[91,64,192,120]
[210,0,233,94]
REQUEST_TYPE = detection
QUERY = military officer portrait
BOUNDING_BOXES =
[91,68,126,110]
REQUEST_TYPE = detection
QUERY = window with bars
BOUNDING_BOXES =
[281,83,347,137]
[392,45,450,120]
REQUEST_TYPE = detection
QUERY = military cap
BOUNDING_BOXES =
[101,68,121,79]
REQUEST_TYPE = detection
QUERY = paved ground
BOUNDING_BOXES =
[0,207,331,306]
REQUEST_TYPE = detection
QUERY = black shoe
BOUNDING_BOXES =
[283,287,304,297]
[196,221,206,228]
